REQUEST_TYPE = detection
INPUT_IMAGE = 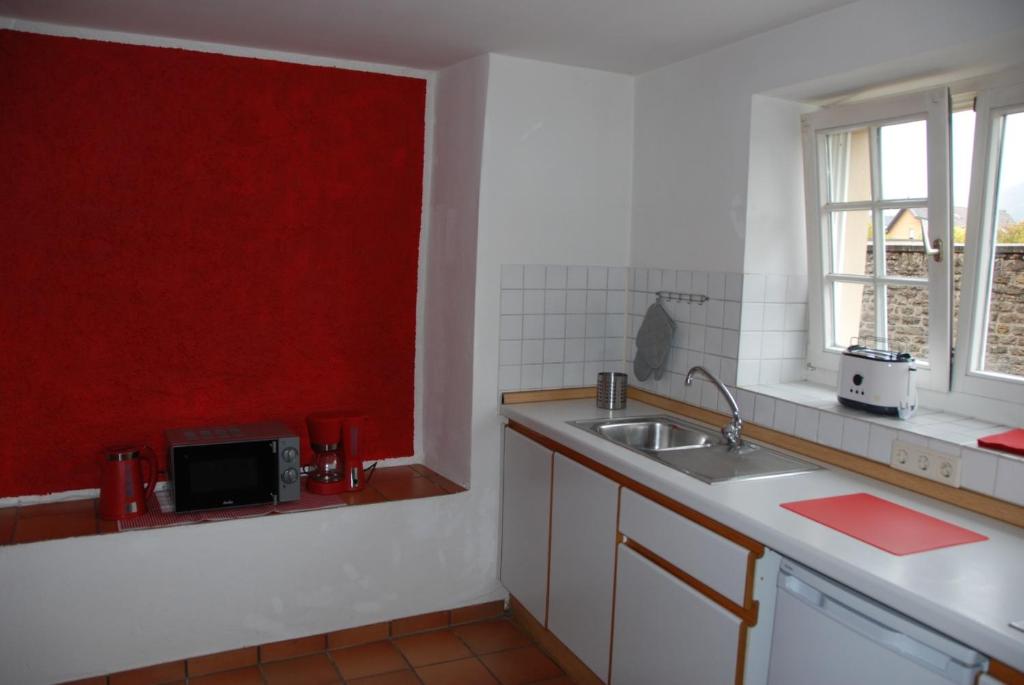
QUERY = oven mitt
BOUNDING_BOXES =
[634,354,653,381]
[634,301,675,381]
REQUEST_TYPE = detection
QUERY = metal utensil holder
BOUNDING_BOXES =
[597,372,628,410]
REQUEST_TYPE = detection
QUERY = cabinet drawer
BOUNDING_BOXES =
[619,488,750,607]
[612,544,742,685]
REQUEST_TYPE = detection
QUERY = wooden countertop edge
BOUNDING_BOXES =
[501,386,1024,530]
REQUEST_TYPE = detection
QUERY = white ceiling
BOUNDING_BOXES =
[0,0,857,74]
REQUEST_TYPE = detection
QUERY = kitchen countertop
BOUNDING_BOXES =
[500,398,1024,672]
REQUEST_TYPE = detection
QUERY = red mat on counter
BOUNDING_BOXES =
[977,428,1024,457]
[781,493,987,555]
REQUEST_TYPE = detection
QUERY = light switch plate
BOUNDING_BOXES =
[890,439,962,487]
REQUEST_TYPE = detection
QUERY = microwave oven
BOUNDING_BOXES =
[165,421,301,512]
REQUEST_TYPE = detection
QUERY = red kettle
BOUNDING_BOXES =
[99,446,157,521]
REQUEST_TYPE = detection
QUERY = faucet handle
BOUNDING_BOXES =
[721,419,743,448]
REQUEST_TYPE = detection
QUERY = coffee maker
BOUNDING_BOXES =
[306,411,366,494]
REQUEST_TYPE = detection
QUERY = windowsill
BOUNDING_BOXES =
[744,380,1014,445]
[0,464,465,546]
[734,380,1023,504]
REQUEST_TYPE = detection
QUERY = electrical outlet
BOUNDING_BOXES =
[890,440,962,487]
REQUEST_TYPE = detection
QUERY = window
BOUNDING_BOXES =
[801,88,952,391]
[802,79,1024,399]
[955,82,1024,400]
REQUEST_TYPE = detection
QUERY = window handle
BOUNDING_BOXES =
[920,221,942,263]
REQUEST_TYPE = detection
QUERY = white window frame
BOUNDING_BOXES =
[954,81,1024,401]
[801,87,952,392]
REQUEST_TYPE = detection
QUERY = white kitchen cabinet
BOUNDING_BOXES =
[611,544,743,685]
[499,427,553,622]
[547,452,619,683]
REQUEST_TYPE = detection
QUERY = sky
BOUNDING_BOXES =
[881,109,1023,221]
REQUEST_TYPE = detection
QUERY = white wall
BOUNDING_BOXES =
[631,0,1024,274]
[423,55,490,486]
[471,53,634,475]
[744,95,813,276]
[477,54,634,268]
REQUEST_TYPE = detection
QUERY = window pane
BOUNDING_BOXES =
[829,210,872,275]
[981,110,1024,377]
[833,281,873,348]
[885,285,929,363]
[951,108,975,352]
[880,119,927,200]
[826,127,872,203]
[881,207,930,278]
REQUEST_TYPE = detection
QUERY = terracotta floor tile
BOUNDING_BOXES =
[390,611,450,636]
[338,487,389,506]
[373,476,447,502]
[109,659,185,685]
[533,678,575,684]
[188,665,263,685]
[328,621,390,649]
[18,499,96,517]
[261,653,341,685]
[0,507,16,544]
[348,670,421,685]
[330,640,409,680]
[13,509,98,543]
[370,465,422,483]
[416,658,500,685]
[453,619,531,655]
[260,634,326,662]
[408,464,432,476]
[395,629,472,667]
[451,601,505,626]
[187,646,258,677]
[480,646,562,685]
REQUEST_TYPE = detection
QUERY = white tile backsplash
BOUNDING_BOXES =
[524,264,546,289]
[499,264,1024,512]
[994,457,1024,506]
[960,447,999,496]
[817,412,844,449]
[867,425,896,464]
[545,265,567,290]
[841,417,870,457]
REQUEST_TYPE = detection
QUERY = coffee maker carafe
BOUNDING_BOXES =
[306,411,366,494]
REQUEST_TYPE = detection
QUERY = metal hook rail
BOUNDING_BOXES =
[655,290,709,305]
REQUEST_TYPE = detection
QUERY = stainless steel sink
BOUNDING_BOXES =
[570,415,820,484]
[590,418,715,451]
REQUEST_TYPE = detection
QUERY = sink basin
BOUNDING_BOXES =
[569,414,820,484]
[590,418,714,451]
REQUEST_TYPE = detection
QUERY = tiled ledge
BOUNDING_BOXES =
[0,464,464,546]
[735,381,1024,506]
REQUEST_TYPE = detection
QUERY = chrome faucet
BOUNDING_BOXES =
[685,366,744,448]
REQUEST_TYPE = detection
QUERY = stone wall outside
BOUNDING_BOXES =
[857,245,1024,376]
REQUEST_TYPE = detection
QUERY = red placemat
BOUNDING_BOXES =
[781,493,988,555]
[978,428,1024,457]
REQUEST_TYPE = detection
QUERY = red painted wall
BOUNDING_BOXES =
[0,31,425,497]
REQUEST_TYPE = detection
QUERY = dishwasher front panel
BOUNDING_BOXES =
[767,560,984,685]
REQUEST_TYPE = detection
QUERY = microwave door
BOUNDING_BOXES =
[173,440,278,512]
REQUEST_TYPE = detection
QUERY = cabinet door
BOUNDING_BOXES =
[611,544,742,685]
[548,453,619,683]
[500,427,553,623]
